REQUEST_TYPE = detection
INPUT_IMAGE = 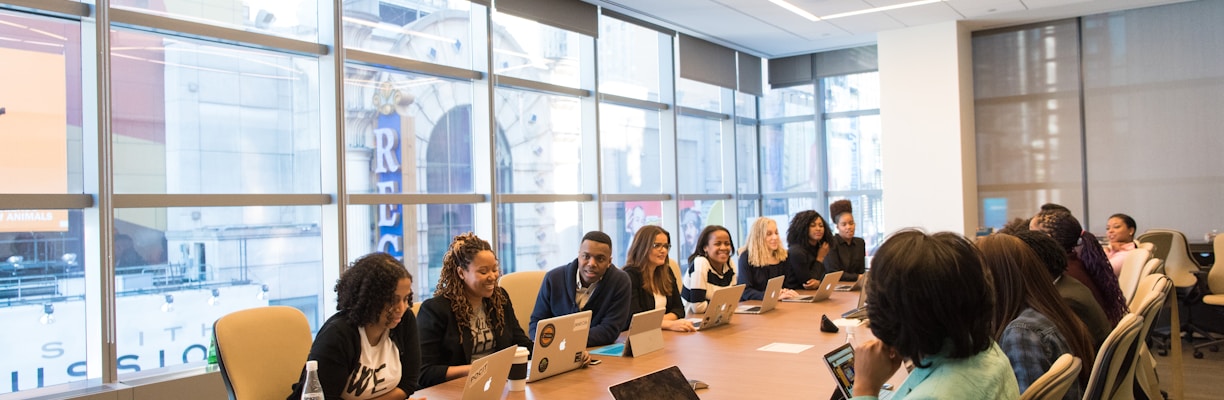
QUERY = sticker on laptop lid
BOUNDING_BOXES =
[573,315,591,331]
[539,323,556,348]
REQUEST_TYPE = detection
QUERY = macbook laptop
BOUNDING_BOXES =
[842,273,871,319]
[462,346,516,400]
[608,365,701,400]
[590,308,665,357]
[782,271,843,303]
[823,342,895,400]
[685,284,745,331]
[527,310,592,383]
[836,273,865,291]
[736,275,783,314]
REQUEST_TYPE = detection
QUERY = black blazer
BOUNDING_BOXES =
[824,236,866,281]
[624,265,685,324]
[416,287,533,388]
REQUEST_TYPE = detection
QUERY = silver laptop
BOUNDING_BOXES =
[782,271,844,302]
[527,310,592,383]
[836,273,865,291]
[842,273,871,319]
[608,365,701,400]
[686,284,745,331]
[736,275,783,314]
[462,346,516,400]
[823,342,894,400]
[590,308,665,357]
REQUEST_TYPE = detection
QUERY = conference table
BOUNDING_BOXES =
[415,289,906,399]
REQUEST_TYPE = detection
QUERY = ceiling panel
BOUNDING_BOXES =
[944,0,1029,18]
[882,2,966,27]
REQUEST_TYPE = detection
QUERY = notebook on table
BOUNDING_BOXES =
[685,284,745,331]
[823,342,895,400]
[461,346,516,400]
[527,310,592,383]
[735,275,783,314]
[590,308,665,357]
[608,365,701,400]
[782,271,843,303]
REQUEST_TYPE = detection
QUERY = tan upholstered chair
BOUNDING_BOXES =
[1117,248,1152,304]
[1020,353,1082,400]
[1082,313,1143,400]
[1137,229,1200,288]
[499,270,547,333]
[1127,274,1172,400]
[1140,257,1164,278]
[214,306,312,400]
[1191,234,1224,358]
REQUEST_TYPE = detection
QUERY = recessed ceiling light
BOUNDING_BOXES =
[771,0,946,21]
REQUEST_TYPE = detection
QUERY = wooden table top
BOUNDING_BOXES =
[415,288,905,399]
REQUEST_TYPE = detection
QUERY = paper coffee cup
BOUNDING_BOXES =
[508,346,529,391]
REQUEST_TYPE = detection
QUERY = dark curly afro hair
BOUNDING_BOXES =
[335,252,412,327]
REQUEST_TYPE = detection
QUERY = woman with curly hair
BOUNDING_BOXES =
[1030,209,1128,324]
[736,217,800,301]
[825,199,866,282]
[289,252,421,400]
[624,225,696,332]
[783,210,832,290]
[416,233,532,388]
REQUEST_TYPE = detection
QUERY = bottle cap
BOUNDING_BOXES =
[306,360,318,371]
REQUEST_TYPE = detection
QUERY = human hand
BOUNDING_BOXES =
[851,339,902,397]
[578,351,592,368]
[778,288,799,300]
[802,279,819,290]
[817,242,830,261]
[664,318,696,332]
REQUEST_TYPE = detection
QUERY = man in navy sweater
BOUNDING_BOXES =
[529,231,632,347]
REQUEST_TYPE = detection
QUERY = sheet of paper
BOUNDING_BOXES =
[756,342,814,354]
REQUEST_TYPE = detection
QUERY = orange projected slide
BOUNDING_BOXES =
[0,47,69,232]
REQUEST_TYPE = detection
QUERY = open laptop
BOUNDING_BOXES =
[608,365,701,400]
[685,284,745,331]
[782,271,843,303]
[835,273,865,291]
[823,342,895,400]
[736,275,783,314]
[842,273,871,319]
[462,346,516,400]
[590,308,665,357]
[527,310,592,383]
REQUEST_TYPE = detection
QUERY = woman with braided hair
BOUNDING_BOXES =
[416,233,532,388]
[1030,209,1128,325]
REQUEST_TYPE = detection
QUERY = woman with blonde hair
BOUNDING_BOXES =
[624,225,695,332]
[736,217,799,301]
[417,233,532,388]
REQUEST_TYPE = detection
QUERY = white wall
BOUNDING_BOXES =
[878,21,978,236]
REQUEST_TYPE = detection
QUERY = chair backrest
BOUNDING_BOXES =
[214,306,312,400]
[669,258,683,294]
[1129,275,1171,331]
[1210,234,1224,294]
[1117,248,1152,304]
[1136,230,1199,288]
[1140,257,1163,277]
[1137,241,1155,252]
[1020,353,1082,400]
[499,270,547,333]
[1082,313,1143,400]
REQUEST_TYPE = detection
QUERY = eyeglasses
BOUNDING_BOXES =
[651,243,671,250]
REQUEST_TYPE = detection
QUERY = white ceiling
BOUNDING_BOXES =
[589,0,1194,58]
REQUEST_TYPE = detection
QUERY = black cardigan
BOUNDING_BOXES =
[416,287,533,388]
[624,264,685,324]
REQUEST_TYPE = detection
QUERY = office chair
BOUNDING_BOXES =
[1082,313,1143,400]
[1190,234,1224,359]
[1020,353,1081,400]
[214,306,312,400]
[1137,230,1206,354]
[1127,274,1172,400]
[1118,248,1153,304]
[499,270,547,334]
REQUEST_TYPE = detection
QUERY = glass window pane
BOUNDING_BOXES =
[598,16,662,102]
[494,88,582,194]
[676,78,721,113]
[761,84,814,119]
[111,0,319,42]
[736,123,758,194]
[0,11,83,194]
[736,92,757,120]
[677,116,723,194]
[676,199,732,267]
[1,210,86,393]
[491,12,581,88]
[737,199,759,241]
[499,202,584,273]
[346,204,473,299]
[601,201,662,267]
[829,195,884,253]
[343,0,477,70]
[110,30,321,194]
[113,206,323,377]
[760,122,818,193]
[344,64,475,194]
[600,104,662,194]
[762,197,821,227]
[823,72,879,113]
[825,115,882,191]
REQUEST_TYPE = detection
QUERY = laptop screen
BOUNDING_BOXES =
[823,343,857,396]
[608,365,700,400]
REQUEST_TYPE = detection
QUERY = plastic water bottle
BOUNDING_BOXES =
[301,360,324,400]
